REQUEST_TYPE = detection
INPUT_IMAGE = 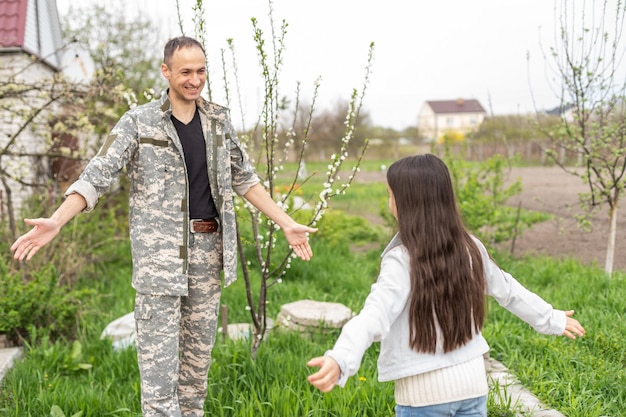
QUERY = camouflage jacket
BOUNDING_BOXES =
[65,92,259,295]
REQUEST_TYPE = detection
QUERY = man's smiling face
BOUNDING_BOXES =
[161,45,206,104]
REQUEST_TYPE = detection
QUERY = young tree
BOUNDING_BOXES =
[535,0,626,275]
[62,3,164,115]
[235,19,373,356]
[186,0,373,355]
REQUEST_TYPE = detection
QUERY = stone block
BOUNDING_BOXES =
[277,299,354,331]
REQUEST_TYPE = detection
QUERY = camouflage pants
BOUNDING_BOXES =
[134,231,223,417]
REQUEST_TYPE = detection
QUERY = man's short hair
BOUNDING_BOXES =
[163,36,206,65]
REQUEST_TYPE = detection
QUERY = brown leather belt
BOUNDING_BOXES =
[190,218,219,233]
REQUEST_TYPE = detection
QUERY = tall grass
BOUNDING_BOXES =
[483,255,626,416]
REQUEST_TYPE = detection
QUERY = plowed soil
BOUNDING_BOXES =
[501,166,624,272]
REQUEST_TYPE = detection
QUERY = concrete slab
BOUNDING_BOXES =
[219,318,275,341]
[486,356,566,417]
[0,347,22,384]
[277,299,353,331]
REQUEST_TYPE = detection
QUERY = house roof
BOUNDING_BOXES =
[0,0,27,47]
[426,99,486,114]
[0,0,64,70]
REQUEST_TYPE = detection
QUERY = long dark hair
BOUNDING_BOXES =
[386,154,485,353]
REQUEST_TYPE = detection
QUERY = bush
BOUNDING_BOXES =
[0,262,96,346]
[314,208,387,247]
[441,148,548,246]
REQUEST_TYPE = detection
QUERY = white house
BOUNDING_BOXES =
[418,98,486,142]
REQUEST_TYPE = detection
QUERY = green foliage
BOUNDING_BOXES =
[10,183,130,283]
[313,209,386,247]
[62,2,164,107]
[0,263,95,346]
[486,379,520,417]
[50,405,84,417]
[222,5,375,354]
[441,149,549,245]
[472,114,540,142]
[204,333,394,417]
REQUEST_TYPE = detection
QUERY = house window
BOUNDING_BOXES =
[446,117,455,127]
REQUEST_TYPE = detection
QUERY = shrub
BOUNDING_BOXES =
[314,208,386,247]
[0,262,96,346]
[441,149,548,246]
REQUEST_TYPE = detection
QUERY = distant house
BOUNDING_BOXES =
[545,103,575,122]
[0,0,93,222]
[418,98,486,142]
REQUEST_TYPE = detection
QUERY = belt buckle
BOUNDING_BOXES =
[189,219,203,234]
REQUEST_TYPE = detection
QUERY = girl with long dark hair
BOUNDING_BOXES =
[307,154,585,416]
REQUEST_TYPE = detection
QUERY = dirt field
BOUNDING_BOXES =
[502,166,625,272]
[356,166,625,273]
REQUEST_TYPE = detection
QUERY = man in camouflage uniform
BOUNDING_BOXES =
[11,36,316,417]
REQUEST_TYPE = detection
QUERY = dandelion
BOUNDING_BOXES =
[359,376,367,382]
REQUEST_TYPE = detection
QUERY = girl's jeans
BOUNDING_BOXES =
[395,395,487,417]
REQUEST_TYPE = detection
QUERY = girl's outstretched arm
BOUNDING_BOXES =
[307,356,341,392]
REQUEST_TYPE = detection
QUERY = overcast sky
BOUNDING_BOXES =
[55,0,625,131]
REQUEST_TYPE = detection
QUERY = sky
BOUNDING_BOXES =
[55,0,625,131]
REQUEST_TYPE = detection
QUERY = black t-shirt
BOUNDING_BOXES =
[171,108,218,220]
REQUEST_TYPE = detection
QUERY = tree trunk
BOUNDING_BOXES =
[604,203,617,276]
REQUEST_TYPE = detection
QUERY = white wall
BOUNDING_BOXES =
[0,52,57,218]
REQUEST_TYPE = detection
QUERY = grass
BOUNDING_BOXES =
[1,162,624,416]
[3,234,623,416]
[483,255,626,416]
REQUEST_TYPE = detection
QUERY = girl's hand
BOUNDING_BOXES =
[562,310,585,340]
[307,356,341,392]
